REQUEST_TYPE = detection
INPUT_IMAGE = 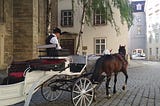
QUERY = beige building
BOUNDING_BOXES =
[145,0,160,60]
[58,0,129,55]
[0,0,58,69]
[0,0,130,69]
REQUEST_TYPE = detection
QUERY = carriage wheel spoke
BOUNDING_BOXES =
[75,84,81,91]
[80,96,83,106]
[85,83,90,90]
[80,79,83,90]
[50,93,54,100]
[84,95,90,105]
[84,95,89,103]
[46,90,52,99]
[55,91,58,96]
[86,88,93,93]
[75,96,82,106]
[73,94,81,100]
[85,93,93,97]
[83,79,87,89]
[43,89,49,95]
[73,90,81,94]
[83,95,87,106]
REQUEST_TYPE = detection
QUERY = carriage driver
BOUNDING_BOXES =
[46,27,62,49]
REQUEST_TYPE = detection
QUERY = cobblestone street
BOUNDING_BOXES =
[13,60,160,106]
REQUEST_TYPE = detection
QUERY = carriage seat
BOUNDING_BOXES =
[37,44,70,57]
[70,63,85,73]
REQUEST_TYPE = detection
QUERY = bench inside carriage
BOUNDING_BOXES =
[37,44,86,73]
[37,44,70,57]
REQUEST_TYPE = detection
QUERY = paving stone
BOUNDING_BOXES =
[8,60,160,106]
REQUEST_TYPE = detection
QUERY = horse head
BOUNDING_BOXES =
[118,45,126,57]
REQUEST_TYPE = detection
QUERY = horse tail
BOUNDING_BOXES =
[91,56,103,83]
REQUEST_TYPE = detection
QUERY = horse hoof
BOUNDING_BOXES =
[106,94,111,99]
[108,85,111,89]
[113,90,117,94]
[122,86,126,90]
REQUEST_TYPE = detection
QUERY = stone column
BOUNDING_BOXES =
[32,0,39,58]
[0,0,13,69]
[13,0,40,61]
[0,34,4,69]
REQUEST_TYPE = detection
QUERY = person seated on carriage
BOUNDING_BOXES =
[46,27,62,56]
[46,27,62,49]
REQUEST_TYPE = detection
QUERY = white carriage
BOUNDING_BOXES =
[0,45,97,106]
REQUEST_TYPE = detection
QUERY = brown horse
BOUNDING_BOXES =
[91,46,128,98]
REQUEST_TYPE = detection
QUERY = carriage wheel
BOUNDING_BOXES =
[41,76,63,101]
[71,77,94,106]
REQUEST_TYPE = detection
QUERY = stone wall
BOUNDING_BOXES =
[0,0,13,69]
[51,0,58,28]
[0,0,57,69]
[38,0,47,46]
[13,0,34,61]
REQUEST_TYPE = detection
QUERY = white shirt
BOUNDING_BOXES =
[50,34,62,49]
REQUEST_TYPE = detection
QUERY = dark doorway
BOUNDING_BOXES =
[60,39,74,55]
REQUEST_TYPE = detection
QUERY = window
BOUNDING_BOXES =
[95,38,106,54]
[61,10,73,27]
[137,26,141,35]
[0,0,4,23]
[155,35,159,43]
[149,48,152,56]
[156,48,159,59]
[94,10,106,25]
[136,3,142,11]
[149,33,152,43]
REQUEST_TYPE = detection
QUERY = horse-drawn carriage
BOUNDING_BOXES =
[0,44,99,106]
[0,45,128,106]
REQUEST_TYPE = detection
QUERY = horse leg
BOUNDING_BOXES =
[122,70,128,90]
[106,77,111,98]
[113,73,117,94]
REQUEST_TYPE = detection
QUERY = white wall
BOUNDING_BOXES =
[145,0,160,60]
[58,0,129,55]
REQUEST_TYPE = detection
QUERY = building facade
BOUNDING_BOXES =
[145,0,160,60]
[58,0,129,56]
[128,0,146,55]
[0,0,58,69]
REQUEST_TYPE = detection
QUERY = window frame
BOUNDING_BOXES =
[149,48,152,56]
[137,25,142,35]
[93,10,106,26]
[156,47,159,59]
[136,3,142,11]
[149,34,152,44]
[94,37,107,55]
[61,10,73,27]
